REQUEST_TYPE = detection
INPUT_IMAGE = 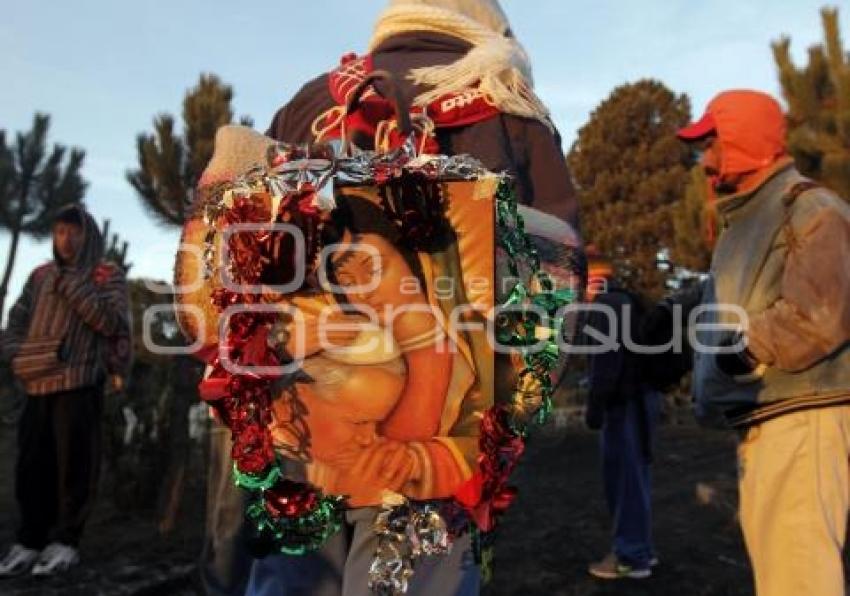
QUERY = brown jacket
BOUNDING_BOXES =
[266,32,580,231]
[693,161,850,426]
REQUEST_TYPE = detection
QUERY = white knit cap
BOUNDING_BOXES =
[385,0,510,35]
[369,0,551,126]
[198,125,274,187]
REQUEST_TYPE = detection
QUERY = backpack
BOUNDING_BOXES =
[311,53,502,153]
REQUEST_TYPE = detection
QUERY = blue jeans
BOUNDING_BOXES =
[601,389,661,568]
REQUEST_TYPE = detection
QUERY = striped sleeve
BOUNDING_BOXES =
[55,266,128,337]
[105,272,133,378]
[0,271,36,362]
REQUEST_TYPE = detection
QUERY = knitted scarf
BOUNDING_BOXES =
[368,3,552,127]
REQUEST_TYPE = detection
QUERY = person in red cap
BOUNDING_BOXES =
[678,89,850,596]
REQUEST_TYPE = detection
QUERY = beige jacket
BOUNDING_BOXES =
[693,161,850,426]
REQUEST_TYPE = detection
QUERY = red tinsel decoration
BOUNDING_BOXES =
[232,422,276,474]
[264,479,320,519]
[454,407,525,532]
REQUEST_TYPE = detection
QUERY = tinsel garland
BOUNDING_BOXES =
[195,143,576,594]
[368,178,575,594]
[200,157,348,555]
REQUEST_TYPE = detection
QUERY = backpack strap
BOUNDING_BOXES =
[734,177,822,310]
[781,179,822,251]
[782,180,821,207]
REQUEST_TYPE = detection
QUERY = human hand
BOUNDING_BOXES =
[715,332,759,378]
[338,440,417,505]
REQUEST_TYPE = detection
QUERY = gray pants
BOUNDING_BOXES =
[245,507,480,596]
[199,422,253,596]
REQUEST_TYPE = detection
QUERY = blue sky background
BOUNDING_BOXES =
[0,0,840,320]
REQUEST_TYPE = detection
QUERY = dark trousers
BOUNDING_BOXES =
[246,507,480,596]
[601,389,661,568]
[15,384,103,549]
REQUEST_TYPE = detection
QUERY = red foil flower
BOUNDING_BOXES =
[232,423,275,474]
[455,471,518,532]
[296,192,318,216]
[241,327,276,369]
[454,406,525,532]
[264,479,319,519]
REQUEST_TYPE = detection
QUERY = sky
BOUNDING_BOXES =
[0,0,839,320]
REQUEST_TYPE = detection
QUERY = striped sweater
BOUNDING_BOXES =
[1,206,131,396]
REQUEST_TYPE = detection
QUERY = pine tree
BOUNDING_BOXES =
[567,80,694,300]
[0,114,87,325]
[127,73,253,227]
[125,73,251,526]
[773,7,850,199]
[104,279,206,518]
[101,219,131,274]
[671,166,714,273]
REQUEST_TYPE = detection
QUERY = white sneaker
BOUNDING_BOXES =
[0,543,40,577]
[588,552,652,580]
[30,543,79,576]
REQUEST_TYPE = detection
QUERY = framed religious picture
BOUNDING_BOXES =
[173,117,575,592]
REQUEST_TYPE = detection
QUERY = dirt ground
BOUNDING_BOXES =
[489,424,751,596]
[0,412,760,595]
[0,411,206,596]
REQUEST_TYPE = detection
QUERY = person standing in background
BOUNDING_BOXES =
[678,90,850,596]
[582,254,660,580]
[0,203,131,577]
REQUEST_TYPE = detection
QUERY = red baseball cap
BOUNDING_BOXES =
[676,112,716,141]
[677,91,787,174]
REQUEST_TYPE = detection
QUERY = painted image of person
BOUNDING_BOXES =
[269,192,489,506]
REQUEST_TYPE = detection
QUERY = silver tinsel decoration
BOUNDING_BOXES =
[198,142,492,287]
[368,494,453,596]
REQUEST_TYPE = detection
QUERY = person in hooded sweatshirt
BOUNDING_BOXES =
[232,2,583,595]
[0,203,131,578]
[676,90,850,596]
